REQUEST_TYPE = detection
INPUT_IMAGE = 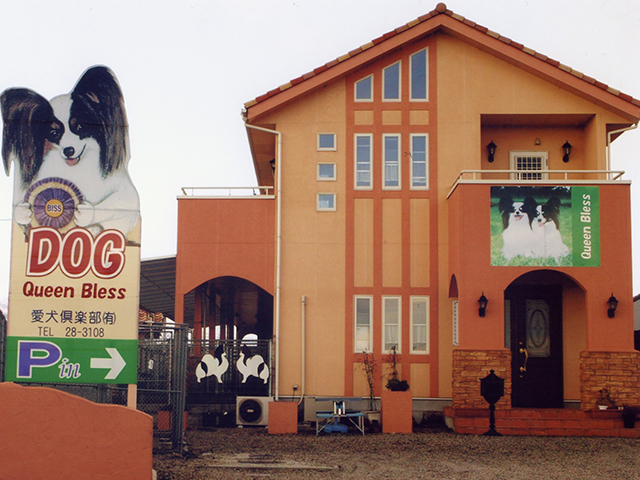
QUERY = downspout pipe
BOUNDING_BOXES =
[244,122,282,401]
[607,122,638,173]
[299,295,306,406]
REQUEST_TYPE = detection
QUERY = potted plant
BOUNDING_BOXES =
[622,406,640,429]
[361,351,381,429]
[381,347,413,433]
[596,388,615,410]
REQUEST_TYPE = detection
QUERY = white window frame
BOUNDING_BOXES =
[383,296,402,354]
[317,193,336,211]
[410,133,429,190]
[317,163,336,181]
[383,134,401,190]
[509,151,549,180]
[317,133,337,151]
[410,296,430,354]
[410,48,429,101]
[354,296,373,353]
[355,74,373,102]
[355,134,373,190]
[383,61,401,101]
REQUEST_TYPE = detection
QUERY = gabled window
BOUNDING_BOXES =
[410,134,428,189]
[410,296,429,354]
[383,134,400,189]
[383,61,401,101]
[410,48,428,101]
[354,296,373,352]
[355,134,373,189]
[355,75,373,101]
[318,133,336,151]
[383,296,401,353]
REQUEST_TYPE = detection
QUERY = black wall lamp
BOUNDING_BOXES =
[487,141,497,163]
[478,292,488,317]
[270,158,276,175]
[607,293,619,318]
[562,141,572,163]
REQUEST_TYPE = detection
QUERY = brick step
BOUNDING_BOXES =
[444,407,640,437]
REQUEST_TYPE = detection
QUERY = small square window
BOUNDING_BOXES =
[317,163,336,181]
[355,75,373,101]
[318,133,336,151]
[317,193,336,211]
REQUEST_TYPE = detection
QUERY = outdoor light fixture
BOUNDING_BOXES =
[562,141,572,163]
[607,293,619,318]
[487,141,497,163]
[270,158,276,175]
[478,292,488,317]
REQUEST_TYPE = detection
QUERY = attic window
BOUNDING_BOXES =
[410,48,428,101]
[383,61,401,101]
[355,75,373,101]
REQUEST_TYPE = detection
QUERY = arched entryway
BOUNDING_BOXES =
[185,276,274,416]
[505,270,586,408]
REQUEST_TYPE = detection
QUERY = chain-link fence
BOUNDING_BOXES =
[4,322,189,453]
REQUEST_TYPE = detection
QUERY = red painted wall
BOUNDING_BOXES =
[0,383,153,480]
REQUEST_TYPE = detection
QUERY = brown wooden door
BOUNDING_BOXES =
[506,285,563,408]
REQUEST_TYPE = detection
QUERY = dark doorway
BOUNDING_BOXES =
[506,285,563,408]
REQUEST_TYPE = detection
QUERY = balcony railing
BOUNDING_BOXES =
[180,186,274,197]
[448,170,626,198]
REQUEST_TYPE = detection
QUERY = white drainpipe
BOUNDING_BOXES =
[607,122,638,174]
[244,122,282,401]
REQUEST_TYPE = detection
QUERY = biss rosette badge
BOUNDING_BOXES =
[2,66,141,384]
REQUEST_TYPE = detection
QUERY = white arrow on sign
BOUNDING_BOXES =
[90,348,126,380]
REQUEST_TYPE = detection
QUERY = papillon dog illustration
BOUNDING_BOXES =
[498,195,538,260]
[195,345,229,383]
[1,66,140,241]
[532,197,569,261]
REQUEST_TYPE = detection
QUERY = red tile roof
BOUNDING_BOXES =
[244,2,640,111]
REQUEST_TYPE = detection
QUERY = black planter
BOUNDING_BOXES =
[623,415,636,429]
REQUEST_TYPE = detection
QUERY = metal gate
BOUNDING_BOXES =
[187,339,272,425]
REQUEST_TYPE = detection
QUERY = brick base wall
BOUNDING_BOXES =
[580,351,640,410]
[452,349,512,409]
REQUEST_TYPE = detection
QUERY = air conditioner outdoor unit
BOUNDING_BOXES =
[236,396,272,426]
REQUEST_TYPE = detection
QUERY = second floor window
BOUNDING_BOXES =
[383,134,400,189]
[355,134,373,189]
[410,134,428,189]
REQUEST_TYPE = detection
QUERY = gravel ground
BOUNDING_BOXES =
[154,424,640,480]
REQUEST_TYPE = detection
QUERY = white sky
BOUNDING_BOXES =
[1,0,639,312]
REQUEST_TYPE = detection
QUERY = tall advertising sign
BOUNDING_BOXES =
[2,66,140,384]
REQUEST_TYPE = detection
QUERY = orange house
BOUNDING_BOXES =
[176,4,640,434]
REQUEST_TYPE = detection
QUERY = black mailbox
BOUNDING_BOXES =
[480,369,504,405]
[480,369,504,436]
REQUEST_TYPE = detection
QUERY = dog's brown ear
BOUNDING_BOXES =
[1,88,55,186]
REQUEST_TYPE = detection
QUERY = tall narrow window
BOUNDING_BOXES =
[383,61,401,101]
[410,134,428,189]
[355,296,373,352]
[410,48,428,100]
[383,134,400,189]
[355,75,373,101]
[355,134,372,189]
[383,296,401,353]
[411,296,429,354]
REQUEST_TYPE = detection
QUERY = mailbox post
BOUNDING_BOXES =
[480,369,504,436]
